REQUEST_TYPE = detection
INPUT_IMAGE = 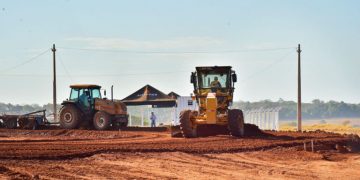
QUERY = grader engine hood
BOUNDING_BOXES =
[94,98,127,115]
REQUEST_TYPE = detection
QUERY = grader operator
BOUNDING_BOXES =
[59,84,128,130]
[179,66,244,138]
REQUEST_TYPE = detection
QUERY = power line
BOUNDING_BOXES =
[57,46,296,54]
[58,57,74,82]
[0,70,190,78]
[0,74,51,77]
[69,70,190,77]
[0,49,50,75]
[240,49,295,83]
[0,46,296,81]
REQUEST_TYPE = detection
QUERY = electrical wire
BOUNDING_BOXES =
[0,46,297,79]
[0,49,50,75]
[68,70,190,77]
[0,70,190,78]
[57,46,296,54]
[58,57,74,82]
[240,49,295,83]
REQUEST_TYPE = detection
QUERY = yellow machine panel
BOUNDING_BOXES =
[206,93,217,124]
[175,66,245,138]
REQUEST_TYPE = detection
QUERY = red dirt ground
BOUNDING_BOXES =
[0,128,359,179]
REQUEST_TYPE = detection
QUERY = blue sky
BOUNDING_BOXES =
[0,0,359,104]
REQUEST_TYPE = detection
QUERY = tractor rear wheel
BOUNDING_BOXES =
[60,105,80,129]
[179,110,197,138]
[228,109,245,137]
[93,111,111,130]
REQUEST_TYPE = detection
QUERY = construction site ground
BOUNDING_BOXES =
[0,127,359,179]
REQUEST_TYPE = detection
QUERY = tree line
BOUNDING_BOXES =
[233,99,360,120]
[0,103,60,115]
[1,99,360,120]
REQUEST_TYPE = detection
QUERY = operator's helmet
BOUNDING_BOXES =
[214,76,218,81]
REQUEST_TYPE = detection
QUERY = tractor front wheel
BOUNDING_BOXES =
[60,105,80,129]
[93,111,111,130]
[179,110,197,138]
[228,109,245,137]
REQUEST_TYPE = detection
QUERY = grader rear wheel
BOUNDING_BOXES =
[228,109,245,137]
[179,110,197,138]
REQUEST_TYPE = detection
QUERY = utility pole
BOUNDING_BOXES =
[52,44,57,122]
[297,44,302,132]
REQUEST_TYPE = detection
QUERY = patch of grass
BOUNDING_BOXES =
[342,120,351,126]
[282,121,297,127]
[319,119,327,124]
[280,123,360,135]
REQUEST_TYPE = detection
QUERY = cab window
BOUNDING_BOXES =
[199,73,228,88]
[91,88,101,99]
[79,89,90,108]
[69,88,79,101]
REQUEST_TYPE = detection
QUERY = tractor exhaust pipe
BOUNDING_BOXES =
[111,85,114,102]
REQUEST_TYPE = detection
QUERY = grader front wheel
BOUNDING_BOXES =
[179,110,197,138]
[228,109,245,137]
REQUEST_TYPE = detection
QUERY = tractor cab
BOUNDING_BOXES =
[68,84,102,111]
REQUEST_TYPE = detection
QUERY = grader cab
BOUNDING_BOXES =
[59,84,128,130]
[179,66,244,138]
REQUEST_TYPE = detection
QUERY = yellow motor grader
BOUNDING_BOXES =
[179,66,244,138]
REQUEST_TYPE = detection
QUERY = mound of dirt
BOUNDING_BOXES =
[171,123,277,138]
[121,127,168,132]
[244,124,267,137]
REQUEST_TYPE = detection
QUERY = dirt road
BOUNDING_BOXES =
[0,128,359,179]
